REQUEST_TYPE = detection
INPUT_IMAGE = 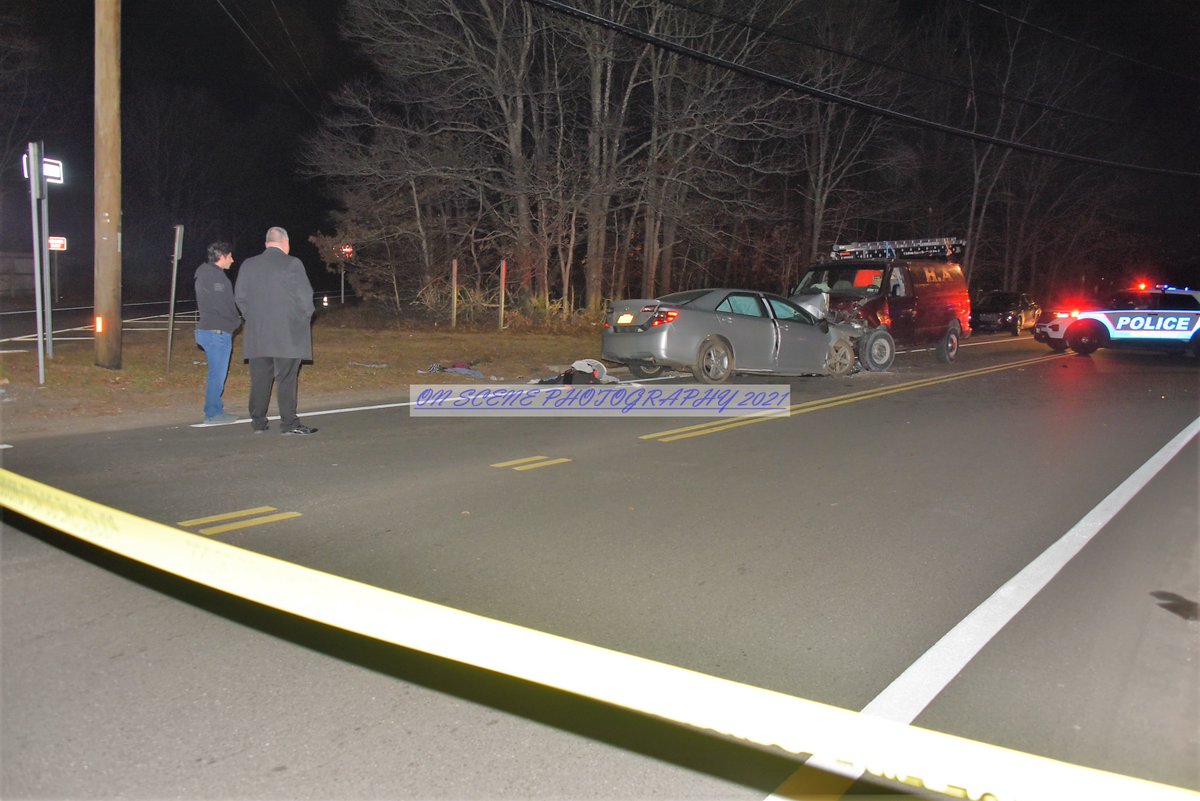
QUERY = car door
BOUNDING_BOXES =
[713,292,775,370]
[764,295,827,373]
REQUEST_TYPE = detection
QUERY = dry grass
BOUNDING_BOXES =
[0,305,605,438]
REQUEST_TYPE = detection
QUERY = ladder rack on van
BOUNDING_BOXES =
[830,237,964,261]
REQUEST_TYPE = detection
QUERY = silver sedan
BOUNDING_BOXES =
[602,288,860,383]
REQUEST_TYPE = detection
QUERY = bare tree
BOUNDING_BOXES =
[914,0,1111,287]
[773,0,902,264]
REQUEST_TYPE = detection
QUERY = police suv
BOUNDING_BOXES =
[1034,285,1200,356]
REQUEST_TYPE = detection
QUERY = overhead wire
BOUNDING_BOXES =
[212,0,321,118]
[267,0,324,93]
[521,0,1200,179]
[959,0,1200,86]
[653,0,1125,128]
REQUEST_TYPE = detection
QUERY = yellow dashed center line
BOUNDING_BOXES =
[177,506,278,527]
[491,456,553,468]
[642,353,1066,443]
[512,458,572,471]
[492,455,573,471]
[177,506,302,536]
[196,512,303,536]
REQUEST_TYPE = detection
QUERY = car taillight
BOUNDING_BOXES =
[649,309,679,327]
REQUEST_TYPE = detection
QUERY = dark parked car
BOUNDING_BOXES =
[971,291,1041,335]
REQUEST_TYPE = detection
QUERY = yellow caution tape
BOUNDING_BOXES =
[1,467,1195,801]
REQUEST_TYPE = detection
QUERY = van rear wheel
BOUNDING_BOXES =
[936,323,961,363]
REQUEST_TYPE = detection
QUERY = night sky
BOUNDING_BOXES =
[3,0,356,298]
[4,0,1198,301]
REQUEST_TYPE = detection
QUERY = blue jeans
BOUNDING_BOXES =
[195,329,233,419]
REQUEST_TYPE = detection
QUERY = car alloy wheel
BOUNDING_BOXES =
[827,339,855,376]
[692,338,733,383]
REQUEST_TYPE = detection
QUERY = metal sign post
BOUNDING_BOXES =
[22,144,66,383]
[39,167,53,358]
[25,142,47,384]
[166,224,184,372]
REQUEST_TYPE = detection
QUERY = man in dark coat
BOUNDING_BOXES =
[234,226,318,435]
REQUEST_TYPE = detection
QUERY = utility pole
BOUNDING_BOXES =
[95,0,122,368]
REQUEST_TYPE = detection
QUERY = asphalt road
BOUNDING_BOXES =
[2,335,1198,800]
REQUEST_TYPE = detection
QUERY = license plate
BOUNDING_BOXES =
[617,312,634,325]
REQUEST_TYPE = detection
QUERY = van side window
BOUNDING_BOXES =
[889,270,910,298]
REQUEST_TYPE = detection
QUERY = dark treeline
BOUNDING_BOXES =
[3,0,1195,313]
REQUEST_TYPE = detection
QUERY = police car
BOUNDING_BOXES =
[1034,285,1200,356]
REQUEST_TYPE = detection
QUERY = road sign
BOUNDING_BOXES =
[48,236,67,251]
[22,154,64,184]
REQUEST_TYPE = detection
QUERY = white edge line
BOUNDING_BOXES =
[187,377,683,427]
[779,415,1200,793]
[862,414,1200,724]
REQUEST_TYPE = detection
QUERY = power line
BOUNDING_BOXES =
[960,0,1200,86]
[522,0,1200,179]
[212,0,320,118]
[267,0,324,94]
[654,0,1125,128]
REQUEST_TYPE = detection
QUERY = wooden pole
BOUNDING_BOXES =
[95,0,122,369]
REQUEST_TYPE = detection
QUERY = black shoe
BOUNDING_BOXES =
[252,424,269,433]
[281,424,318,435]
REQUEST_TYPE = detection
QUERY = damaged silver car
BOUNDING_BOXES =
[602,288,862,383]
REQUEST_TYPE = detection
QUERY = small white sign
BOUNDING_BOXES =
[48,236,68,251]
[21,155,65,184]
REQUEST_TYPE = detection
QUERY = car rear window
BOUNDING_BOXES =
[658,289,709,306]
[977,292,1019,311]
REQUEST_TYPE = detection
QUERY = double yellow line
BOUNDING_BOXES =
[178,506,302,536]
[641,353,1067,443]
[492,455,572,471]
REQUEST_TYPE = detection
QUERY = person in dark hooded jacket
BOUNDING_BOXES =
[234,226,317,435]
[194,241,241,424]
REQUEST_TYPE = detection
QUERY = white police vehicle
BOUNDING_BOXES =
[1034,285,1200,356]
